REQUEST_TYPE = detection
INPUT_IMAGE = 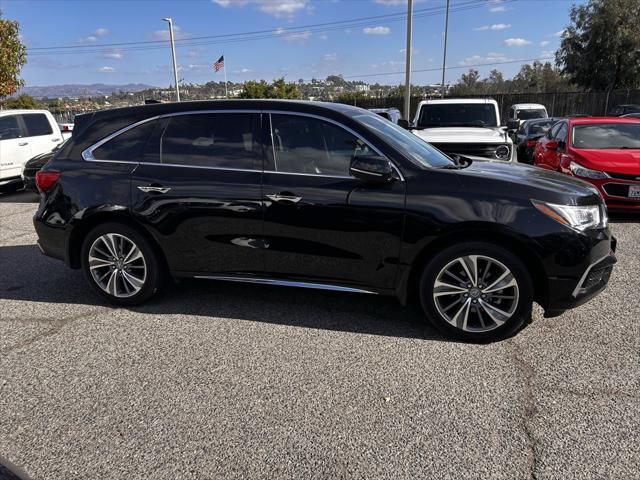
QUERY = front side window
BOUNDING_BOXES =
[269,114,375,176]
[92,120,158,161]
[417,103,498,128]
[572,123,640,149]
[21,114,53,137]
[555,123,568,142]
[161,113,259,169]
[0,115,23,141]
[529,120,555,136]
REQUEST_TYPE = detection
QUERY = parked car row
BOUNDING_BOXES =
[30,99,617,342]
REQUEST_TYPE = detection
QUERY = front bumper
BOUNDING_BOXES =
[544,234,617,312]
[574,176,640,211]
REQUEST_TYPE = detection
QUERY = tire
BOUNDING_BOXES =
[81,222,163,306]
[419,242,533,342]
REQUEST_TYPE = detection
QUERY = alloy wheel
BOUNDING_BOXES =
[432,255,519,332]
[88,233,147,298]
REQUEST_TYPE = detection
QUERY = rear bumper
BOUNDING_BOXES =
[33,214,67,263]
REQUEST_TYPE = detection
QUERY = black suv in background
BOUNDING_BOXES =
[33,100,616,341]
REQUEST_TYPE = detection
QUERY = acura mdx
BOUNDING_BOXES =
[33,100,616,341]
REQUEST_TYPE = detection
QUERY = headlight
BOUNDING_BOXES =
[569,161,609,179]
[532,200,607,231]
[495,145,510,160]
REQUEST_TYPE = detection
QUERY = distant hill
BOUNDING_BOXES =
[19,83,156,99]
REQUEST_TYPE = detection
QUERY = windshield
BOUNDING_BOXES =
[376,112,391,121]
[354,112,454,168]
[517,109,547,120]
[528,120,556,135]
[572,123,640,149]
[417,103,498,128]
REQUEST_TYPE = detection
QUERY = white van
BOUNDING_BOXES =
[0,110,63,186]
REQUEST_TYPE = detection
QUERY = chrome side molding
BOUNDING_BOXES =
[193,275,377,294]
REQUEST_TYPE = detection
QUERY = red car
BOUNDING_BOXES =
[534,117,640,211]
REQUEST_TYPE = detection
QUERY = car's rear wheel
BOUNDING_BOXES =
[81,222,162,306]
[419,242,533,342]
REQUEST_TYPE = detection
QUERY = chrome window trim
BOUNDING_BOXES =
[80,108,405,181]
[194,275,377,294]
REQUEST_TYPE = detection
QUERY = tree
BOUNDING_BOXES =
[0,11,27,98]
[4,93,38,109]
[239,80,269,98]
[449,69,481,95]
[239,78,299,99]
[557,0,640,90]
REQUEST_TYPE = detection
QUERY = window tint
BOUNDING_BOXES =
[0,115,22,141]
[270,114,375,176]
[21,113,53,136]
[161,113,259,169]
[548,123,561,138]
[556,123,568,142]
[93,120,157,161]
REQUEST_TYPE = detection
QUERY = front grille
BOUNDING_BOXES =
[606,171,640,181]
[430,143,507,159]
[582,264,613,290]
[602,183,640,199]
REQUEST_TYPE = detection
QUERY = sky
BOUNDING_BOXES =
[2,0,585,87]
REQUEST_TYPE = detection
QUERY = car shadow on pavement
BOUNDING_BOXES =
[0,243,443,341]
[0,190,39,204]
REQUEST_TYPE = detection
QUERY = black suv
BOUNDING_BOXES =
[34,100,616,341]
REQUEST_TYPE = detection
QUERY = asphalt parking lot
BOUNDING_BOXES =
[0,190,638,480]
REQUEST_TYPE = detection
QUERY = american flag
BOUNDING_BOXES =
[213,55,225,73]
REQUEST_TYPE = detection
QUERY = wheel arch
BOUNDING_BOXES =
[400,229,547,307]
[66,212,167,272]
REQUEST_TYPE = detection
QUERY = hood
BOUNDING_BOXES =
[573,148,640,175]
[412,127,511,144]
[457,159,601,204]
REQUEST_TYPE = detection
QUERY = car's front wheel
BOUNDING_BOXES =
[419,242,533,342]
[81,222,162,306]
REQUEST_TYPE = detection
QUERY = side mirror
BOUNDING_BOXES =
[350,156,395,184]
[506,119,520,131]
[546,140,559,150]
[397,119,410,129]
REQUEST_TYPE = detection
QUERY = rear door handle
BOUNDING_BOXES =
[18,142,28,146]
[266,193,302,204]
[138,185,171,194]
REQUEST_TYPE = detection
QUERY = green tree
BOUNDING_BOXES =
[239,78,300,99]
[0,11,27,98]
[449,69,481,95]
[239,80,269,98]
[48,98,65,115]
[4,93,38,109]
[557,0,640,90]
[270,77,300,99]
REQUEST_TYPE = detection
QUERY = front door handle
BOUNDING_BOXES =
[18,142,28,146]
[266,193,302,204]
[138,185,171,194]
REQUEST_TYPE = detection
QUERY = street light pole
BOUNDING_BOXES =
[162,17,180,102]
[404,0,413,121]
[441,0,450,98]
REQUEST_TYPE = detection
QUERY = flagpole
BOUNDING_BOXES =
[223,53,228,99]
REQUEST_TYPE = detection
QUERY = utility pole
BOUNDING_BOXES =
[404,0,413,121]
[162,17,180,102]
[441,0,450,98]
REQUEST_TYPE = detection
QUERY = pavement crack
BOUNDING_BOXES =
[507,339,540,480]
[0,307,107,355]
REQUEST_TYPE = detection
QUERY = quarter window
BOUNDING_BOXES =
[0,115,22,141]
[269,114,375,176]
[21,114,53,136]
[92,120,158,161]
[160,113,259,169]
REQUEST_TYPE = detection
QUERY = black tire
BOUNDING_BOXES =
[419,242,533,342]
[81,222,163,306]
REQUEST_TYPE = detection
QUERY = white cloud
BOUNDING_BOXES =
[151,25,190,41]
[213,0,247,6]
[319,33,328,40]
[373,0,405,5]
[213,0,307,18]
[553,29,566,37]
[541,50,555,58]
[459,52,510,66]
[80,27,109,43]
[97,66,114,73]
[80,35,97,43]
[490,5,506,12]
[323,53,337,61]
[504,38,531,47]
[540,40,550,47]
[282,30,312,42]
[101,48,123,59]
[93,27,109,37]
[475,23,511,31]
[363,26,390,35]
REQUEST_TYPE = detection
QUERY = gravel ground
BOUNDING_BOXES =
[0,190,638,480]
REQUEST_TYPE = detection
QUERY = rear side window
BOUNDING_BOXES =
[21,114,53,136]
[92,120,158,161]
[0,115,23,140]
[160,113,259,169]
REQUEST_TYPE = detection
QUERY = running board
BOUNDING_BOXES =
[193,275,377,295]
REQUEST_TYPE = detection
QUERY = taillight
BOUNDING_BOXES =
[35,171,60,192]
[526,140,538,148]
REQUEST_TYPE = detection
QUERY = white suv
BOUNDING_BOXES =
[411,98,516,162]
[0,110,63,187]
